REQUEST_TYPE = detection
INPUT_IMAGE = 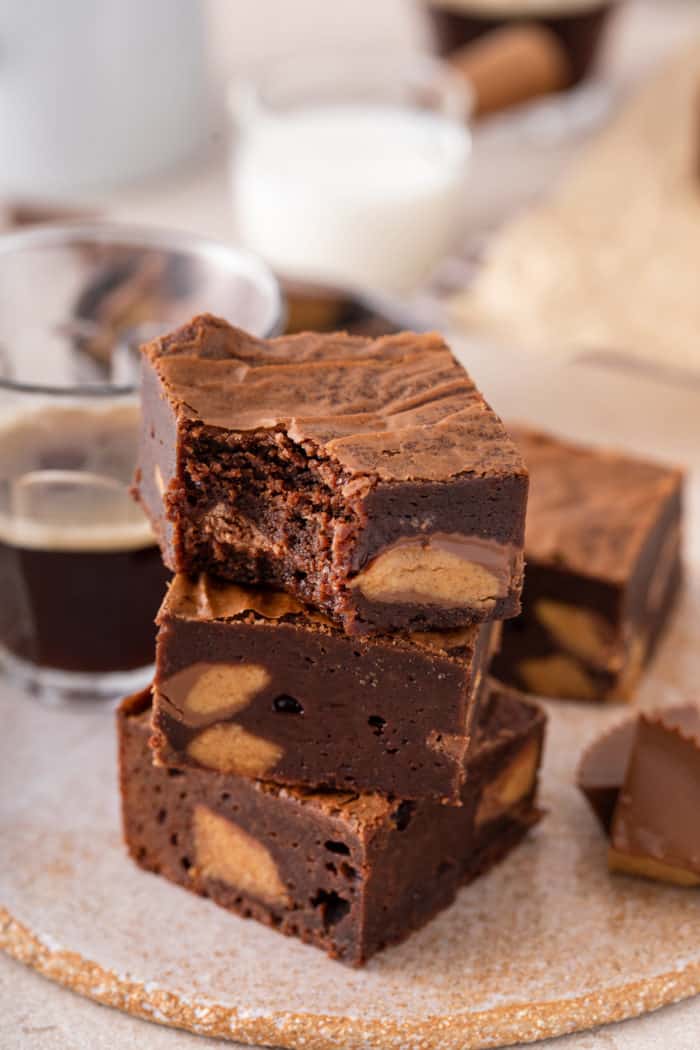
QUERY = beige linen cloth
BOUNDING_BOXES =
[452,38,700,380]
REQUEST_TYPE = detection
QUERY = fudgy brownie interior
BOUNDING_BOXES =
[182,424,358,607]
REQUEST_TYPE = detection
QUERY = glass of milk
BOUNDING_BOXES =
[229,51,472,295]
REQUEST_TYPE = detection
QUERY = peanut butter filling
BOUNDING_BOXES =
[164,662,271,720]
[608,848,700,888]
[188,724,283,777]
[518,652,597,702]
[351,533,520,608]
[476,738,540,826]
[193,805,290,905]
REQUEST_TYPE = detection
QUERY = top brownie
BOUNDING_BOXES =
[135,314,527,634]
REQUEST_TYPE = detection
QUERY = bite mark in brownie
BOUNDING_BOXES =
[135,314,528,634]
[119,680,546,965]
[492,426,684,702]
[151,574,500,803]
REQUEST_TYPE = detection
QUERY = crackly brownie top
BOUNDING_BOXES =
[143,314,526,483]
[160,573,485,659]
[510,425,684,583]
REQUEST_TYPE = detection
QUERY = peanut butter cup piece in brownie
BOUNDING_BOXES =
[135,314,527,634]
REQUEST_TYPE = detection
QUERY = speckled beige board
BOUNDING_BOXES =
[1,565,699,1050]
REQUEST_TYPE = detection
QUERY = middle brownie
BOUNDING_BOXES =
[152,574,499,804]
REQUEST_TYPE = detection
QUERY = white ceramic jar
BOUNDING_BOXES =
[0,0,208,198]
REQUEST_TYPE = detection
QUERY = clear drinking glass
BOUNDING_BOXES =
[230,50,472,295]
[0,222,281,702]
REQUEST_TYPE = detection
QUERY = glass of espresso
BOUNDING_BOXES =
[0,223,281,702]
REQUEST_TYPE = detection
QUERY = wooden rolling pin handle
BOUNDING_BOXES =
[448,23,573,118]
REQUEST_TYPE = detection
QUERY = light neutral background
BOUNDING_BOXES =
[3,2,700,1048]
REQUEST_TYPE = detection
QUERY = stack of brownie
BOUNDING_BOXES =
[120,313,546,964]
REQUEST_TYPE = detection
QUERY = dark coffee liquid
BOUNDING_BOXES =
[0,405,169,674]
[426,2,612,84]
[0,543,169,671]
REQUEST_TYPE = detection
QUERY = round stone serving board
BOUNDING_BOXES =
[1,570,699,1050]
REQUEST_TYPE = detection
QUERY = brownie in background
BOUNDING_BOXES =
[492,426,683,702]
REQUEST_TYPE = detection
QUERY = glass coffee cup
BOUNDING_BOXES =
[0,222,281,702]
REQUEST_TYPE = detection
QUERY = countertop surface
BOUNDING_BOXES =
[3,948,700,1050]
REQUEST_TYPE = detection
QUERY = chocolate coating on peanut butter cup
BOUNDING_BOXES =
[578,705,700,885]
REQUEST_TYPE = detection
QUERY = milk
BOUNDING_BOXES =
[232,103,470,293]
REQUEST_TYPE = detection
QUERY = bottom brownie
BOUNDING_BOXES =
[119,682,545,966]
